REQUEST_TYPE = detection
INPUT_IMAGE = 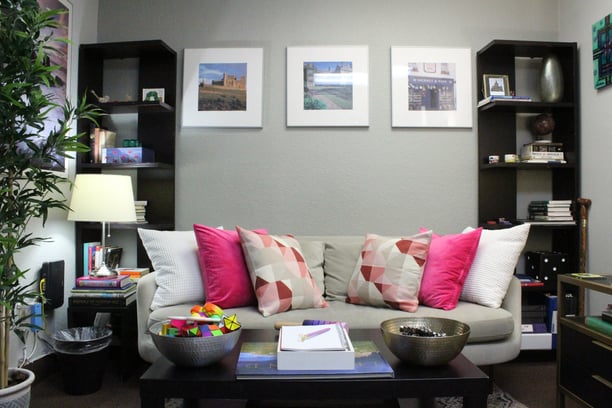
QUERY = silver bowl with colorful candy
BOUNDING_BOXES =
[149,302,242,367]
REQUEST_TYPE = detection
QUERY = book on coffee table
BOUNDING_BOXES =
[235,340,394,379]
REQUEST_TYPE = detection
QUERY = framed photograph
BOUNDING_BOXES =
[142,88,164,103]
[182,48,263,128]
[287,46,369,127]
[37,0,72,173]
[483,74,510,98]
[391,47,472,128]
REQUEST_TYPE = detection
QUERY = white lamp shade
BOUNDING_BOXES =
[68,174,137,222]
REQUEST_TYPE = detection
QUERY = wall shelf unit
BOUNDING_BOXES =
[476,40,580,351]
[75,40,176,272]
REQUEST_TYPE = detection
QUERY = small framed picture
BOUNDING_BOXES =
[483,74,509,98]
[142,88,165,103]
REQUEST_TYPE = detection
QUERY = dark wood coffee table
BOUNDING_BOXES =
[140,329,489,408]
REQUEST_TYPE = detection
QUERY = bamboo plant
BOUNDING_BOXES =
[0,0,99,388]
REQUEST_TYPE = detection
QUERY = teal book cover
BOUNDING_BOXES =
[235,340,394,379]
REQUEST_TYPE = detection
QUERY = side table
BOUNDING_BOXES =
[67,297,138,380]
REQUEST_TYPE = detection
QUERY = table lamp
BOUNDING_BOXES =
[68,174,136,277]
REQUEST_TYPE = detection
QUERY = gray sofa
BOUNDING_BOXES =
[137,235,522,367]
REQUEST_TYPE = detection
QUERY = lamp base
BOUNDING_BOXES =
[93,263,118,278]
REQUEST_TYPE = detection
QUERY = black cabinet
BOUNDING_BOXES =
[476,40,580,349]
[75,40,176,273]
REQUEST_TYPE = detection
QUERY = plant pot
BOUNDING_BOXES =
[0,368,35,408]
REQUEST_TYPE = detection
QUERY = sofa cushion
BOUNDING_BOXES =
[461,223,530,308]
[418,227,482,310]
[138,229,204,310]
[320,237,365,301]
[192,224,262,309]
[297,240,326,294]
[237,227,327,316]
[346,231,432,312]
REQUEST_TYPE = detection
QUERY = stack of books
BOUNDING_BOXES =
[70,274,136,307]
[477,95,532,107]
[528,200,574,222]
[116,267,149,282]
[135,200,148,223]
[520,142,566,163]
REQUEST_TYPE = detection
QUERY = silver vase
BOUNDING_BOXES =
[539,54,564,102]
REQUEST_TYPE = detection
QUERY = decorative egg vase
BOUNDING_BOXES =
[539,54,564,102]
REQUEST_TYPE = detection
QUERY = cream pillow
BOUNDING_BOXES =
[138,229,204,310]
[460,224,530,308]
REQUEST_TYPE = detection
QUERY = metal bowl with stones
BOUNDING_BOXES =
[380,317,470,366]
[149,321,241,367]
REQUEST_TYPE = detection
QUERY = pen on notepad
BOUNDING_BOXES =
[299,327,330,342]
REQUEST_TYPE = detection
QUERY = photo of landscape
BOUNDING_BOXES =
[303,61,353,110]
[198,63,247,111]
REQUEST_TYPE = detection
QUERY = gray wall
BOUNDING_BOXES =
[96,0,560,235]
[559,0,612,312]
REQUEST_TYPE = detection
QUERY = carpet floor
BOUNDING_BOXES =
[29,351,583,408]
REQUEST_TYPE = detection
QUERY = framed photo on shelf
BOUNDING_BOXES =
[286,45,369,127]
[391,46,472,128]
[483,74,510,98]
[182,48,263,128]
[142,88,164,103]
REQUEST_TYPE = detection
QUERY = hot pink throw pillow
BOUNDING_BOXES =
[193,224,266,308]
[418,227,482,310]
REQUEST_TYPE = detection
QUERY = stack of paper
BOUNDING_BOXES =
[277,323,354,370]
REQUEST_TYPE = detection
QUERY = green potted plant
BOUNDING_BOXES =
[0,0,99,401]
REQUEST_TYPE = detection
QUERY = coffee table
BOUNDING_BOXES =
[140,329,489,408]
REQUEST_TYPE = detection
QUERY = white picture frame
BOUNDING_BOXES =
[391,46,472,128]
[287,46,369,127]
[182,48,263,128]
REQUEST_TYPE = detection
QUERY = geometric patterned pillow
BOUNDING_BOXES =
[236,226,328,317]
[346,231,432,312]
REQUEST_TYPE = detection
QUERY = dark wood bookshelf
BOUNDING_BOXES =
[477,40,580,350]
[75,39,176,274]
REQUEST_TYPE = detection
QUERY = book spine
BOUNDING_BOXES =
[69,296,134,307]
[76,278,124,288]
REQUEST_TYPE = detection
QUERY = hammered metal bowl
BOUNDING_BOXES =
[149,321,241,367]
[380,317,470,366]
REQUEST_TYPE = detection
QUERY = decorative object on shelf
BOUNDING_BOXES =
[482,74,510,98]
[529,113,555,142]
[142,88,164,103]
[380,317,470,366]
[68,174,136,277]
[592,12,612,89]
[391,46,472,128]
[287,45,369,127]
[90,89,110,103]
[539,54,564,102]
[576,198,592,274]
[183,47,263,128]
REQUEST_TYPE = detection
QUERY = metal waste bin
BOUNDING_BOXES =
[52,326,112,395]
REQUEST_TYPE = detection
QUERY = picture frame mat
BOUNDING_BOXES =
[182,47,263,128]
[391,46,472,128]
[287,45,369,127]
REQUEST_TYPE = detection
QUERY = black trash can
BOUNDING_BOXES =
[52,326,112,395]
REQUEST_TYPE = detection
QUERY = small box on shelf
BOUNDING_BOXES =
[102,147,155,164]
[525,251,568,291]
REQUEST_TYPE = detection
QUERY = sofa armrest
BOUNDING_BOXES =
[136,271,158,362]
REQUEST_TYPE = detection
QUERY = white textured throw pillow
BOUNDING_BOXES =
[138,229,204,310]
[460,223,530,308]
